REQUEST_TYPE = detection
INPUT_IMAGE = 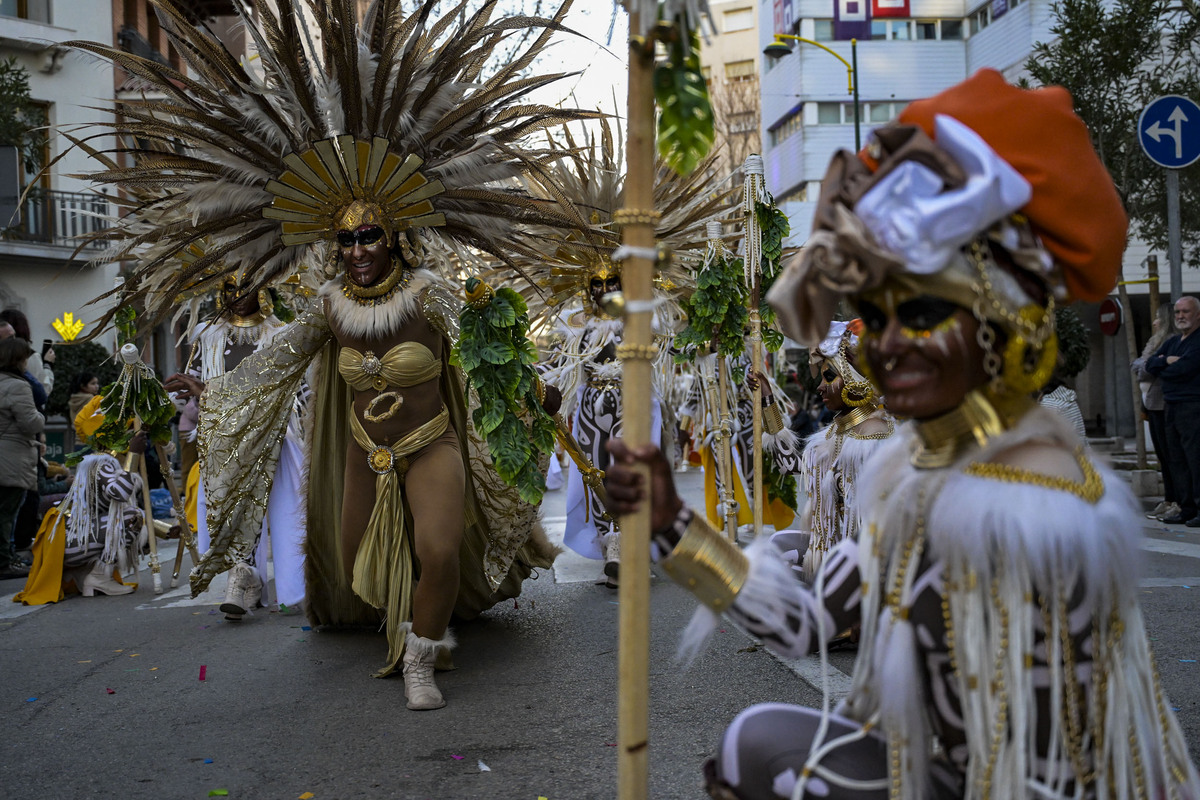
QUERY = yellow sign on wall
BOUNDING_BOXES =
[52,313,86,341]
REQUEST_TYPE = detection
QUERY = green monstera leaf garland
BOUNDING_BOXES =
[69,306,176,466]
[452,278,557,506]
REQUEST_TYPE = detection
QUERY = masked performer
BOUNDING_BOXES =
[69,0,592,709]
[15,442,146,604]
[752,320,893,580]
[605,70,1200,798]
[166,279,306,620]
[531,121,730,587]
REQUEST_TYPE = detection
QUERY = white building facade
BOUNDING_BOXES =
[759,0,1193,435]
[0,0,118,351]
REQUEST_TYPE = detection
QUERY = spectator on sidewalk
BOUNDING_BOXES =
[67,372,100,425]
[0,337,45,579]
[1146,295,1200,526]
[1133,303,1178,520]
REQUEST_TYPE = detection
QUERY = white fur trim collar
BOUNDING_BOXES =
[320,268,444,340]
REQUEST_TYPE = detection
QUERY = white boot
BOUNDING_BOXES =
[602,532,620,589]
[220,562,262,620]
[402,627,455,711]
[81,560,135,597]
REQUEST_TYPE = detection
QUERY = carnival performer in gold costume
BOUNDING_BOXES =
[750,320,893,580]
[66,0,594,709]
[526,121,732,587]
[605,71,1200,798]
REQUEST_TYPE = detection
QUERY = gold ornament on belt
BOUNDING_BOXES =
[368,446,395,475]
[364,391,404,423]
[264,135,447,246]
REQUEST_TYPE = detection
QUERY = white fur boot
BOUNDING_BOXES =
[602,532,620,589]
[402,627,455,711]
[219,562,262,620]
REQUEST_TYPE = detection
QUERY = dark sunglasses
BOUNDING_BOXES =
[858,295,960,333]
[336,226,386,248]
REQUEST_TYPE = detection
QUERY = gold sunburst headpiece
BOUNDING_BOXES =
[264,135,447,246]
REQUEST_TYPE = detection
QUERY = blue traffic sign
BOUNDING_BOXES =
[1139,95,1200,169]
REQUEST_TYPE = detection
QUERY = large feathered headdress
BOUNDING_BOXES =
[516,118,738,319]
[65,0,596,335]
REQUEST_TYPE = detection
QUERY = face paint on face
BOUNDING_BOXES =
[338,224,391,287]
[856,288,989,420]
[817,362,847,413]
[223,285,261,318]
[590,275,621,309]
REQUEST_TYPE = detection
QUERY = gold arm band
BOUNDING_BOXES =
[660,513,750,612]
[679,414,693,430]
[612,209,663,227]
[615,343,657,361]
[763,403,784,435]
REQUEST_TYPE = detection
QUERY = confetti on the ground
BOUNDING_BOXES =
[199,665,207,681]
[106,688,115,694]
[477,760,491,772]
[451,754,464,760]
[1174,707,1182,712]
[78,660,91,663]
[204,759,214,764]
[299,793,314,800]
[301,626,311,631]
[1181,660,1196,663]
[513,600,519,609]
[26,697,36,702]
[114,649,123,653]
[150,667,158,671]
[129,653,140,657]
[208,791,229,797]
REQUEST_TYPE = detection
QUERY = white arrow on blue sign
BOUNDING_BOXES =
[1139,95,1200,169]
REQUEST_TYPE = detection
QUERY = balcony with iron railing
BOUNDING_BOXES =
[1,187,111,255]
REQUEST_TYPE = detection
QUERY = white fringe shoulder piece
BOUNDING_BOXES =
[319,268,450,341]
[846,405,1200,800]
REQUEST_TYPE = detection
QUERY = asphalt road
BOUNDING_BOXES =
[2,466,1199,800]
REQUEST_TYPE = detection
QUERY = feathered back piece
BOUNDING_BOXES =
[65,0,596,335]
[517,118,738,320]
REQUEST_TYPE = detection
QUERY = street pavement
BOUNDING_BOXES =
[2,465,1200,800]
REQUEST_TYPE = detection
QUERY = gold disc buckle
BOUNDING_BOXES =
[368,446,395,475]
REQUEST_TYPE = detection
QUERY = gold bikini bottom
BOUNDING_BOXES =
[348,406,450,677]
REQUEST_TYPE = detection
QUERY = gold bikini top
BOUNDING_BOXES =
[338,342,441,392]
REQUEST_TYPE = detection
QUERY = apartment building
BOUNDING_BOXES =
[700,0,764,182]
[0,0,119,350]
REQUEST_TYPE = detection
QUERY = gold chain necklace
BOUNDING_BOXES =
[342,256,409,306]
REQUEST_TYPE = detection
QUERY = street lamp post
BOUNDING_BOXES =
[763,35,860,151]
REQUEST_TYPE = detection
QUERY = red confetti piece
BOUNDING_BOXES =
[106,688,115,694]
[199,665,207,681]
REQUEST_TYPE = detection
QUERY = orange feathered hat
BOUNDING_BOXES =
[892,69,1127,302]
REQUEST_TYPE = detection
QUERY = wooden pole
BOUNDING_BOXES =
[1117,276,1148,468]
[154,442,200,588]
[743,156,765,538]
[616,16,656,800]
[715,354,739,540]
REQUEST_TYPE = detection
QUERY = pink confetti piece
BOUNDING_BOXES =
[451,754,465,760]
[198,665,207,681]
[105,688,115,694]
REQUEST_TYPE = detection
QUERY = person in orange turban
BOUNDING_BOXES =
[604,70,1199,799]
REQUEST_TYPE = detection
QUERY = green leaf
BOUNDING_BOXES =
[484,296,518,328]
[476,394,506,436]
[655,26,715,175]
[478,341,516,365]
[492,419,532,481]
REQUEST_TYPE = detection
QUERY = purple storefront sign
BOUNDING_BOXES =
[834,0,872,40]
